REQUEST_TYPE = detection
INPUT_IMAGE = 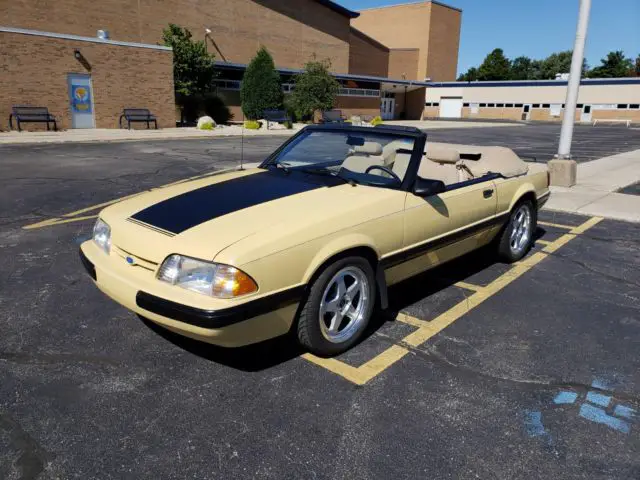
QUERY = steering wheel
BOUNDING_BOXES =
[365,165,402,183]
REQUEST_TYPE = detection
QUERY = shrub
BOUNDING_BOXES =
[202,94,232,124]
[288,58,340,121]
[371,116,383,126]
[199,122,214,130]
[244,120,261,130]
[241,47,283,120]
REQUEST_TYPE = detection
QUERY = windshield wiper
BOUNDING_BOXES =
[296,166,357,186]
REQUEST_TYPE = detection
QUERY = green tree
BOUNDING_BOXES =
[477,49,511,80]
[240,46,284,120]
[510,56,536,80]
[162,24,216,97]
[288,58,340,120]
[588,51,634,78]
[538,50,589,79]
[635,54,640,76]
[457,67,479,82]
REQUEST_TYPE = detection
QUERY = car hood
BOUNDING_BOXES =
[101,168,398,265]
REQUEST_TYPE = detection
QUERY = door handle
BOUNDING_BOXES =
[483,189,494,198]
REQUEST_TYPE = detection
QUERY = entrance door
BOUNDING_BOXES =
[521,104,532,121]
[580,105,592,123]
[439,97,463,118]
[381,98,395,120]
[68,73,95,128]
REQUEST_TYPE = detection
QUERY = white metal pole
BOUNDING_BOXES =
[557,0,592,158]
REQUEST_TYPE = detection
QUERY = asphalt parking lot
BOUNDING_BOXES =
[1,124,639,479]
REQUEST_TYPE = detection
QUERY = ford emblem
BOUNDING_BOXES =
[126,256,135,265]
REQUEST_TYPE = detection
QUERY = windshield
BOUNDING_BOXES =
[267,130,416,187]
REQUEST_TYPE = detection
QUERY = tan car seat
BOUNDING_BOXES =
[342,142,385,174]
[418,147,464,185]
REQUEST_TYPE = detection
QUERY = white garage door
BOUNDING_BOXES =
[439,97,463,118]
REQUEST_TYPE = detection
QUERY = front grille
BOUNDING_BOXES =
[112,245,158,272]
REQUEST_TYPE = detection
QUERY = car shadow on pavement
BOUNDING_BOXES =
[138,316,304,372]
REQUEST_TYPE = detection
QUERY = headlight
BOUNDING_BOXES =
[92,218,111,254]
[157,254,258,298]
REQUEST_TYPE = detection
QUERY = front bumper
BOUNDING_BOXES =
[79,242,302,347]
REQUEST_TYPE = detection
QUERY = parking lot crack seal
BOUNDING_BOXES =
[0,413,52,480]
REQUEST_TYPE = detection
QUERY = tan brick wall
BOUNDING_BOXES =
[406,88,426,120]
[352,2,431,80]
[2,0,351,72]
[425,2,461,81]
[348,28,389,78]
[0,32,175,130]
[388,49,420,80]
[352,2,461,81]
[423,106,439,118]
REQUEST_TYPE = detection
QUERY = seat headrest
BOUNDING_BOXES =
[352,142,383,156]
[426,147,460,164]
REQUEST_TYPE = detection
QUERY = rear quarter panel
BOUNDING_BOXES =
[495,171,549,214]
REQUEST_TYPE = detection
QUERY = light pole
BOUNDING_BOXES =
[549,0,591,187]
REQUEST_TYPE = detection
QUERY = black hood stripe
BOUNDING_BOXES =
[130,170,325,235]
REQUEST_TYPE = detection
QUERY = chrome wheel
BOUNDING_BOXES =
[319,266,370,343]
[510,204,532,255]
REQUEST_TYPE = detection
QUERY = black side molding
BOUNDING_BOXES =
[380,213,509,269]
[136,285,305,329]
[79,248,97,281]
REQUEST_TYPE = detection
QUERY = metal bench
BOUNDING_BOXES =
[322,110,345,123]
[9,106,58,131]
[119,108,158,129]
[263,109,290,130]
[593,119,631,128]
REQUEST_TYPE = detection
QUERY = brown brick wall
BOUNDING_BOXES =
[388,49,420,80]
[2,0,351,72]
[406,88,426,120]
[335,96,380,119]
[0,32,175,130]
[348,28,389,78]
[425,3,461,81]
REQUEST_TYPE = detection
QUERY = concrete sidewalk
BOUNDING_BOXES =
[543,148,640,222]
[0,119,520,145]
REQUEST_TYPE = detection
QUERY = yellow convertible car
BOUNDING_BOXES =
[80,125,549,356]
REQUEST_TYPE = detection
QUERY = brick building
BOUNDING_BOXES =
[0,0,462,130]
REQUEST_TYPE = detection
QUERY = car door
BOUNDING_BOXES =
[385,177,498,284]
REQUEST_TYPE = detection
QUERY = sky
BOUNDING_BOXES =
[337,0,640,76]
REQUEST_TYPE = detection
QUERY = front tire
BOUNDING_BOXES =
[297,256,376,357]
[497,200,536,262]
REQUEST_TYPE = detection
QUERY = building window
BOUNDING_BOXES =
[630,104,640,109]
[425,102,432,107]
[542,104,550,108]
[479,103,487,107]
[463,103,470,107]
[506,103,514,108]
[339,88,381,97]
[496,103,505,108]
[617,104,629,109]
[576,104,584,108]
[515,103,523,108]
[433,102,439,107]
[487,103,495,107]
[214,79,242,91]
[532,104,540,108]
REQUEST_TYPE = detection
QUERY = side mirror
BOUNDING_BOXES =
[413,177,446,197]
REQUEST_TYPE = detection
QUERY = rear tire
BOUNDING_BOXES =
[297,256,376,357]
[497,200,536,263]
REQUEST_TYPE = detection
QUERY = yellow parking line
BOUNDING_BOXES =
[23,214,100,230]
[538,221,575,230]
[454,281,485,292]
[305,215,603,385]
[535,239,552,245]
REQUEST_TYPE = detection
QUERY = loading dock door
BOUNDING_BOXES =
[439,97,463,118]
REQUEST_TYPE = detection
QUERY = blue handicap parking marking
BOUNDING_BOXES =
[553,391,578,405]
[579,403,631,434]
[525,377,637,443]
[585,391,611,408]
